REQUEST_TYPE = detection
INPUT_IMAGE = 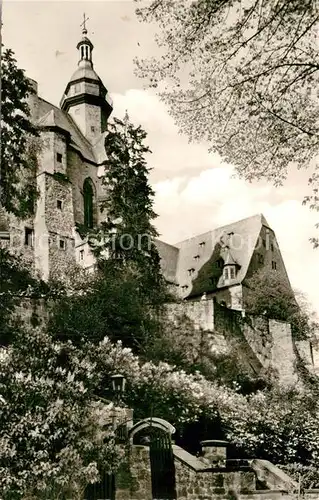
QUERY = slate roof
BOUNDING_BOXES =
[154,238,179,284]
[35,97,103,164]
[156,214,273,298]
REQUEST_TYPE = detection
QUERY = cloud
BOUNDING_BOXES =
[112,89,228,180]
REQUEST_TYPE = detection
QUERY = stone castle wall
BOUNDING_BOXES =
[10,294,317,386]
[114,443,319,500]
[167,298,313,386]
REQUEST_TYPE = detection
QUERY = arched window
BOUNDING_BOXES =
[83,178,94,228]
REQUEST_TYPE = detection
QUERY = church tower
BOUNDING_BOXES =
[60,16,113,144]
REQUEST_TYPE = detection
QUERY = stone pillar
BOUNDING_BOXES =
[115,445,152,500]
[200,440,228,466]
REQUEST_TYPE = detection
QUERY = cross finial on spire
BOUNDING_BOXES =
[81,13,89,34]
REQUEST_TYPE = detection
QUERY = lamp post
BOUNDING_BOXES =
[111,373,126,405]
[110,374,129,437]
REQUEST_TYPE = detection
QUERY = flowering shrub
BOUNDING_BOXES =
[225,387,319,466]
[0,329,124,500]
[2,331,319,498]
[92,338,319,469]
[92,337,245,426]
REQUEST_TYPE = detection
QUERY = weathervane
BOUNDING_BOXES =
[80,12,89,34]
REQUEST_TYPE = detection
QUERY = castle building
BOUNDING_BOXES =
[1,28,293,310]
[3,25,113,280]
[156,213,293,310]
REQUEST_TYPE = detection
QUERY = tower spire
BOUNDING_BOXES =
[80,12,89,35]
[77,14,93,66]
[60,18,113,141]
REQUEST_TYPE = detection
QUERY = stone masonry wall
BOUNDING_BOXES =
[174,459,256,500]
[166,299,214,331]
[269,319,298,385]
[167,299,309,385]
[114,444,273,500]
[114,444,319,500]
[44,174,76,279]
[241,314,272,370]
[115,446,152,500]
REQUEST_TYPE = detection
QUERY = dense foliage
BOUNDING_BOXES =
[244,269,317,340]
[0,329,124,500]
[90,115,168,306]
[145,311,268,393]
[49,115,172,353]
[1,48,39,218]
[135,0,319,244]
[48,262,162,353]
[84,337,319,472]
[0,248,51,346]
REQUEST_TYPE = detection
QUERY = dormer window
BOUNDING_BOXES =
[188,268,195,276]
[194,255,200,261]
[199,241,205,248]
[224,265,237,281]
[181,285,189,290]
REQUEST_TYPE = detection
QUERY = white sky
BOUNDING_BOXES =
[3,1,319,314]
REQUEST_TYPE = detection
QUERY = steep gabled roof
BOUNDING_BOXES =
[37,109,70,135]
[36,98,100,164]
[156,214,272,298]
[154,238,179,284]
[223,247,239,266]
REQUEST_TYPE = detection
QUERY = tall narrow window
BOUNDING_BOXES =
[83,178,94,229]
[24,227,34,247]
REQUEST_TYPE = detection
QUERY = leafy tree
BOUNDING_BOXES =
[1,48,39,218]
[48,263,161,353]
[135,0,319,243]
[86,336,319,469]
[0,328,124,500]
[90,115,168,306]
[227,386,319,467]
[244,268,315,339]
[0,248,52,346]
[49,115,172,353]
